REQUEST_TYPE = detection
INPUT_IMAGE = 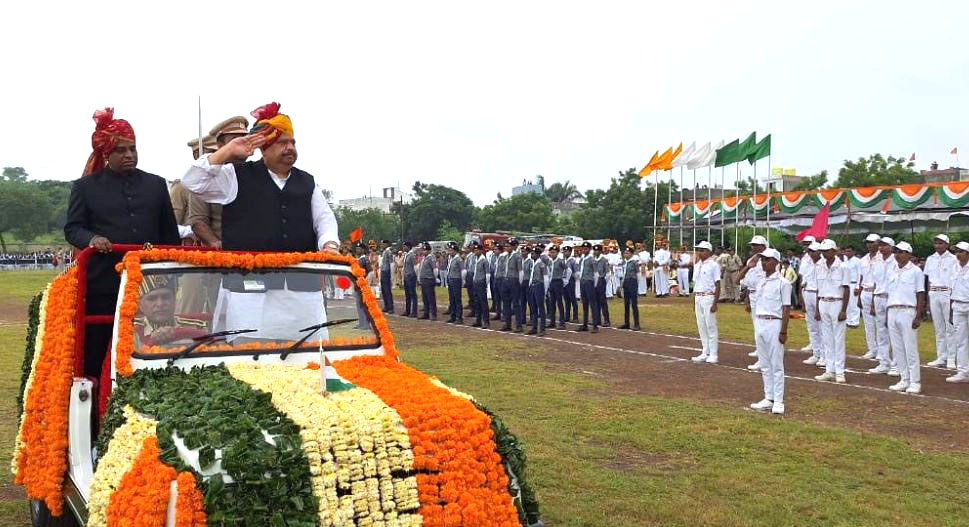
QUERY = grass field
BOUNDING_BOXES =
[2,274,966,526]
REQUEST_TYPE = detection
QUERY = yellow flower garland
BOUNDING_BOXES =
[429,378,475,402]
[87,406,158,527]
[11,284,50,477]
[227,364,422,527]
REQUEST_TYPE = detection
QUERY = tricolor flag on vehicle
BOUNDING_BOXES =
[321,354,355,393]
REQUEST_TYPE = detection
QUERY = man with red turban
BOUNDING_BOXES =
[65,108,180,377]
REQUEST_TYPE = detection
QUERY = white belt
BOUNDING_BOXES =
[695,292,715,296]
[819,297,842,302]
[930,287,951,292]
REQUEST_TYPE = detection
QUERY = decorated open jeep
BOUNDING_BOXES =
[14,246,540,527]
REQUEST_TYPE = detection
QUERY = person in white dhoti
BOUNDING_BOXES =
[606,246,622,298]
[676,246,693,296]
[654,243,672,297]
[637,244,651,295]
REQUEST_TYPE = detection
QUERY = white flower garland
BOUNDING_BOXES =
[429,378,475,402]
[87,406,159,527]
[228,364,421,527]
[11,284,50,476]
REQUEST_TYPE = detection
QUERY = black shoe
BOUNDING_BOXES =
[431,316,438,321]
[499,325,512,332]
[618,324,630,329]
[591,326,599,333]
[491,315,502,321]
[633,325,641,331]
[602,321,611,327]
[483,323,490,329]
[558,323,566,329]
[576,326,589,332]
[410,314,418,318]
[418,316,429,320]
[455,319,464,325]
[527,329,537,335]
[471,322,482,327]
[538,330,546,337]
[514,326,523,333]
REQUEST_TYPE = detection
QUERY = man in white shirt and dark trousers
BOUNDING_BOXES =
[619,246,641,330]
[884,241,926,393]
[871,237,899,376]
[470,243,492,329]
[739,236,768,371]
[564,246,580,322]
[444,242,464,324]
[526,247,549,336]
[594,244,611,327]
[548,245,568,329]
[748,248,792,415]
[800,242,825,367]
[402,242,418,317]
[418,242,438,320]
[924,233,958,369]
[946,241,969,383]
[856,234,882,362]
[380,240,395,313]
[575,242,600,333]
[814,239,850,383]
[691,241,721,364]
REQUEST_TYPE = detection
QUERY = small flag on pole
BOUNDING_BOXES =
[320,354,355,395]
[952,147,959,155]
[909,152,916,161]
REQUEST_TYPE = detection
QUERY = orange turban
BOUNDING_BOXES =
[83,108,136,176]
[249,102,293,148]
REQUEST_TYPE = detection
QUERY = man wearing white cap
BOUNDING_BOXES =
[797,236,818,353]
[800,242,825,366]
[869,237,899,375]
[884,241,925,393]
[691,241,721,363]
[739,235,769,370]
[856,233,883,361]
[946,241,969,383]
[814,239,850,383]
[924,233,957,369]
[748,248,791,415]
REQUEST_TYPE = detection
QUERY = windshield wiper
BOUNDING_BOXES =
[279,319,356,359]
[167,329,258,365]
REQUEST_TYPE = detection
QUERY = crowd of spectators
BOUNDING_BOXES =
[0,249,71,270]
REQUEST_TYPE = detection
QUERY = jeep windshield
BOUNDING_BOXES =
[129,264,380,360]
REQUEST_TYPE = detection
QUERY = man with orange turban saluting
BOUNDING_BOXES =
[183,102,339,253]
[65,108,180,377]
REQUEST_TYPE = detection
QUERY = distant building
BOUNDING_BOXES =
[337,186,414,213]
[512,175,545,196]
[920,163,969,183]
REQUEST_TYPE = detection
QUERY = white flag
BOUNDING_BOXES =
[685,142,711,169]
[672,141,696,168]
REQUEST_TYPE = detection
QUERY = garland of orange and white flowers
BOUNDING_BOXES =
[13,268,79,516]
[10,283,50,477]
[334,355,521,527]
[106,436,176,526]
[227,363,422,527]
[87,406,158,527]
[114,249,397,377]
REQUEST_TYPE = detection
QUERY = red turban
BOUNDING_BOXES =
[82,108,136,177]
[249,102,293,148]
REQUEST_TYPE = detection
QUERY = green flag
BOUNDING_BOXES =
[736,132,757,161]
[714,139,740,167]
[747,134,771,164]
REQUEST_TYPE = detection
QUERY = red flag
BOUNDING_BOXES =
[349,227,363,243]
[796,203,830,241]
[952,147,959,155]
[909,152,916,161]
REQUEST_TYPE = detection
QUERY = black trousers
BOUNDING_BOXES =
[84,293,118,379]
[447,278,463,321]
[548,278,565,325]
[474,281,490,327]
[623,280,640,326]
[580,280,600,327]
[528,283,547,331]
[404,275,418,315]
[595,279,610,325]
[519,281,529,323]
[502,279,521,328]
[465,277,476,317]
[380,271,394,312]
[420,278,437,317]
[566,279,579,321]
[493,277,503,319]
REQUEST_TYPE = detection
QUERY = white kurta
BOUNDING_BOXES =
[637,251,651,295]
[654,249,671,295]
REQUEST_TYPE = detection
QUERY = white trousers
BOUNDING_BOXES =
[803,291,823,359]
[655,269,670,295]
[677,268,691,295]
[637,274,648,295]
[887,308,921,385]
[928,291,953,362]
[819,299,847,375]
[951,304,969,375]
[694,295,718,359]
[755,318,785,404]
[874,295,894,368]
[860,291,878,356]
[846,285,861,326]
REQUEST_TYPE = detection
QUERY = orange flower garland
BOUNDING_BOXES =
[174,472,207,527]
[106,436,175,527]
[334,355,520,527]
[14,268,78,515]
[114,249,396,376]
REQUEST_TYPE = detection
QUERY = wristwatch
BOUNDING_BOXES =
[322,241,340,251]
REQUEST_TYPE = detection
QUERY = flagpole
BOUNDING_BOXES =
[667,169,673,243]
[752,160,757,238]
[734,163,740,251]
[707,166,712,243]
[652,175,658,255]
[692,168,697,245]
[720,166,725,247]
[766,154,772,244]
[679,166,684,248]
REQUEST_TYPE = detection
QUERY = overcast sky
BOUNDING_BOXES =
[2,1,967,205]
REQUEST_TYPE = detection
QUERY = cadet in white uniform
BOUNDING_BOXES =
[676,247,693,296]
[814,239,850,383]
[748,248,792,415]
[924,233,957,369]
[842,246,862,328]
[691,241,721,364]
[946,241,969,383]
[798,236,818,353]
[739,235,768,370]
[871,237,899,376]
[885,241,926,394]
[800,242,824,366]
[856,233,882,362]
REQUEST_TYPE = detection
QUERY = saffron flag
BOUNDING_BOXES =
[657,143,683,171]
[639,150,661,178]
[796,202,830,241]
[672,142,696,168]
[747,134,771,164]
[714,139,740,167]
